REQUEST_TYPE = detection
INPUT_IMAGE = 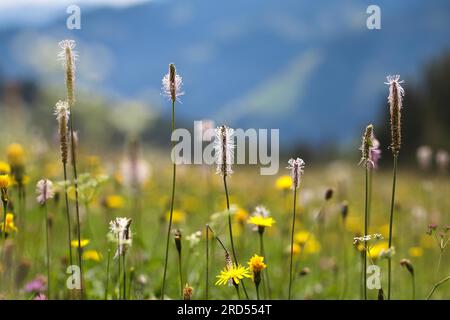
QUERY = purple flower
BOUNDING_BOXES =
[33,293,47,300]
[24,275,47,293]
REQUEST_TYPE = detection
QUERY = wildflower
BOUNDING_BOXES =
[0,213,18,235]
[185,231,202,248]
[400,259,414,275]
[71,239,90,248]
[275,175,292,191]
[214,125,235,177]
[0,174,10,189]
[104,194,125,209]
[82,250,102,262]
[215,259,251,286]
[370,137,382,169]
[385,75,405,155]
[367,241,389,259]
[340,201,349,221]
[408,246,423,258]
[359,124,377,168]
[379,246,396,259]
[183,283,193,300]
[295,231,311,245]
[36,179,55,205]
[287,158,305,190]
[0,162,10,175]
[248,254,267,287]
[24,275,46,293]
[299,267,310,276]
[234,207,249,225]
[166,209,186,224]
[162,63,184,103]
[324,188,334,201]
[6,143,25,166]
[33,293,47,300]
[248,214,275,230]
[416,146,433,171]
[58,40,77,106]
[109,217,132,258]
[54,100,70,164]
[436,149,449,174]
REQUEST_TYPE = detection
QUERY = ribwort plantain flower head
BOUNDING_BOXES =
[385,75,405,155]
[109,217,132,258]
[58,40,78,107]
[36,179,55,205]
[54,100,70,164]
[287,158,305,190]
[214,125,235,177]
[162,63,184,103]
[359,124,378,168]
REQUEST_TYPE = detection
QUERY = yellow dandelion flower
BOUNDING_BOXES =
[82,250,102,261]
[304,238,321,254]
[408,246,423,258]
[247,216,275,228]
[215,264,251,286]
[6,143,25,166]
[234,208,249,224]
[368,241,389,260]
[288,243,301,256]
[294,231,311,245]
[71,239,90,248]
[420,235,434,249]
[248,254,267,273]
[0,174,10,189]
[166,210,186,224]
[275,175,292,190]
[0,213,18,234]
[105,195,125,209]
[0,162,10,175]
[345,216,363,234]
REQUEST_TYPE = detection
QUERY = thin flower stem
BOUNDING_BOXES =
[235,285,241,300]
[62,164,73,269]
[44,203,51,300]
[426,275,450,300]
[117,235,121,300]
[259,232,271,299]
[122,255,126,300]
[105,249,111,300]
[288,187,297,300]
[435,249,443,279]
[205,224,209,300]
[256,283,260,300]
[69,113,84,299]
[161,100,177,300]
[364,166,369,300]
[2,198,6,240]
[223,175,249,299]
[387,155,398,300]
[178,251,183,299]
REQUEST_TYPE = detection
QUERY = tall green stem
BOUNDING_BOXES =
[105,249,111,300]
[69,113,83,298]
[427,275,450,300]
[178,251,183,299]
[122,255,126,300]
[62,164,73,270]
[161,100,176,299]
[223,175,249,299]
[387,155,398,300]
[44,204,51,300]
[205,224,209,300]
[288,187,297,299]
[364,166,369,300]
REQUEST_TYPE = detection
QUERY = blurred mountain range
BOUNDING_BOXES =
[0,0,449,147]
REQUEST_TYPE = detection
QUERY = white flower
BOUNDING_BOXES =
[379,246,396,259]
[36,179,55,205]
[253,205,270,218]
[186,231,202,248]
[353,233,384,245]
[416,146,432,171]
[287,158,305,190]
[109,217,132,258]
[57,39,78,68]
[120,158,150,189]
[436,149,449,173]
[161,63,184,102]
[214,125,235,176]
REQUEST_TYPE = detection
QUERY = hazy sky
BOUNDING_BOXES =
[0,0,150,9]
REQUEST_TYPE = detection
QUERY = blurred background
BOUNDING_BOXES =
[1,0,450,166]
